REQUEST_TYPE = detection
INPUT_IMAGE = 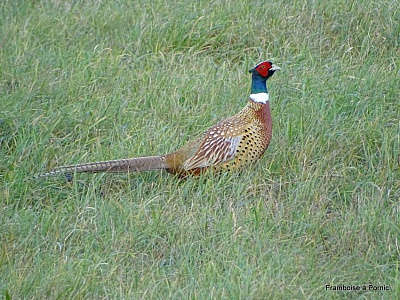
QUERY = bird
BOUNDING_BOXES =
[34,61,280,179]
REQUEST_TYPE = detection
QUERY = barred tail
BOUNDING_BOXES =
[33,156,166,179]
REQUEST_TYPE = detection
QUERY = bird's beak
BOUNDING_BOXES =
[269,65,281,71]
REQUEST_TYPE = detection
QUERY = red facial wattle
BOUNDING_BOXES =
[255,62,272,77]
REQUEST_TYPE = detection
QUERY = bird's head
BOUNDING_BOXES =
[248,61,280,102]
[249,61,281,79]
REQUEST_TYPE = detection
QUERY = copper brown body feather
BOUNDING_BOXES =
[34,100,272,179]
[164,100,272,176]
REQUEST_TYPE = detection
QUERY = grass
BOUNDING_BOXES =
[1,0,399,299]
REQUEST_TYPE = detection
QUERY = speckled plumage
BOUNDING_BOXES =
[33,61,279,179]
[165,100,272,176]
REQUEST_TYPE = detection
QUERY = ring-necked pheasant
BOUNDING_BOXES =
[34,61,280,179]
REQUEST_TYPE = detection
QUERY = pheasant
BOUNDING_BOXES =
[34,61,280,179]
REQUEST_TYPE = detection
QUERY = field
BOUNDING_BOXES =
[1,0,399,299]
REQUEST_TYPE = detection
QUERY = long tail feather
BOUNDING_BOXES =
[33,156,166,179]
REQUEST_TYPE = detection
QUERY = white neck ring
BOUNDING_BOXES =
[250,93,269,104]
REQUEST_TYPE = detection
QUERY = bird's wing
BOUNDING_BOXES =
[182,119,245,170]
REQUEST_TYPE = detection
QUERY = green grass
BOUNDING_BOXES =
[1,0,399,299]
